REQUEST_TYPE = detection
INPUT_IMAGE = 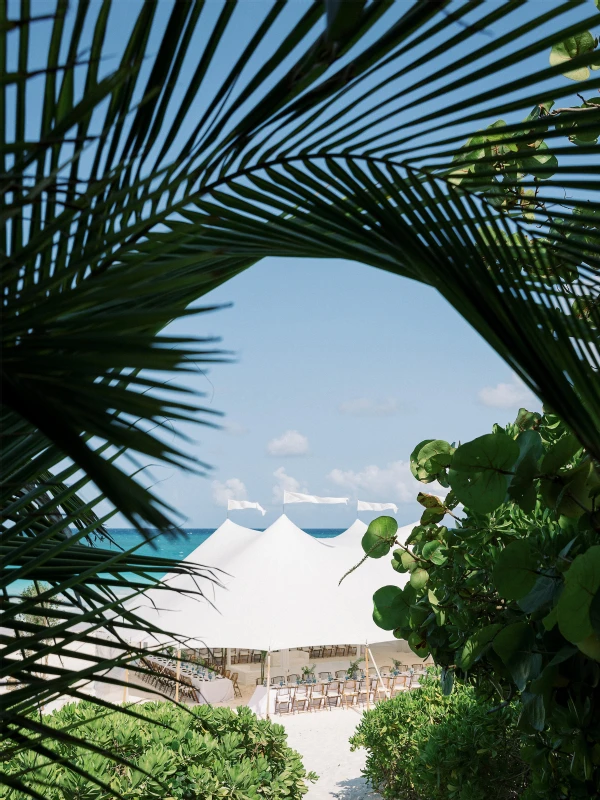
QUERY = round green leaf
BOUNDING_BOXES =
[492,622,538,691]
[373,585,410,631]
[401,550,418,572]
[407,631,429,658]
[410,439,453,483]
[421,539,448,566]
[361,515,398,558]
[540,432,582,474]
[410,568,429,590]
[448,433,519,514]
[550,32,596,81]
[493,540,539,600]
[557,546,600,643]
[460,624,502,670]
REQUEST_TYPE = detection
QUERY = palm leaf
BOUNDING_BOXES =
[2,2,599,796]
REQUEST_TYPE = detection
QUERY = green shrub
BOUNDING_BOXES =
[350,676,527,800]
[1,701,317,799]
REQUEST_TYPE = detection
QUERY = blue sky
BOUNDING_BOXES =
[115,254,540,529]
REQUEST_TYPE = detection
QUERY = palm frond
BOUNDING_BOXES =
[2,2,599,796]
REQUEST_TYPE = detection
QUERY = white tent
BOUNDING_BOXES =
[331,518,368,547]
[131,514,400,651]
[184,518,261,570]
[155,518,261,603]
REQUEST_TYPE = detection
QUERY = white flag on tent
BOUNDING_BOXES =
[357,500,398,514]
[283,491,348,505]
[227,499,266,516]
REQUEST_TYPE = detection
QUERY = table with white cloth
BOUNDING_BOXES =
[146,656,234,705]
[247,685,277,717]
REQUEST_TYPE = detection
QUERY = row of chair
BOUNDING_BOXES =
[304,645,358,659]
[138,657,200,703]
[273,675,418,714]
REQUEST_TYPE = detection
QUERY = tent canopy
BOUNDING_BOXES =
[129,515,414,651]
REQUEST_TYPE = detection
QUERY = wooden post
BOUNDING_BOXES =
[365,644,370,710]
[265,651,271,719]
[122,668,129,704]
[175,649,181,703]
[368,646,388,699]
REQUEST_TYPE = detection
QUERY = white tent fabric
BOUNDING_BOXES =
[331,519,368,548]
[185,518,261,569]
[130,515,399,651]
[139,519,260,607]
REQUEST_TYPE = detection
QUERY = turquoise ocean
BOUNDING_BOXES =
[108,527,343,561]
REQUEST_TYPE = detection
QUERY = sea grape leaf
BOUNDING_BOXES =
[508,430,543,512]
[557,546,600,643]
[518,575,558,615]
[391,554,407,574]
[493,622,540,691]
[541,432,582,474]
[373,585,409,631]
[410,439,454,483]
[459,624,502,670]
[448,433,519,514]
[519,141,558,178]
[493,540,539,600]
[407,631,429,658]
[549,31,597,81]
[410,568,429,590]
[417,492,446,524]
[514,407,542,431]
[422,540,448,566]
[362,516,397,559]
[401,550,418,572]
[520,692,545,731]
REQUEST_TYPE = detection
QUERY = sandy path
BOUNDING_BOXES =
[277,707,382,800]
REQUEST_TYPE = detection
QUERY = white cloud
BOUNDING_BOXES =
[338,397,400,416]
[272,467,307,504]
[267,430,309,456]
[328,461,449,504]
[478,373,538,410]
[328,461,415,503]
[211,477,248,507]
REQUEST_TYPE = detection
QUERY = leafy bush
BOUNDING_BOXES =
[0,701,317,799]
[350,676,526,800]
[365,409,600,796]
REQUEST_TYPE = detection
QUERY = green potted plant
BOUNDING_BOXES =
[391,658,403,675]
[347,657,364,679]
[301,664,316,682]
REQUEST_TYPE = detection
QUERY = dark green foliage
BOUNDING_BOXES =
[368,410,600,796]
[350,676,526,800]
[0,701,317,800]
[3,2,600,795]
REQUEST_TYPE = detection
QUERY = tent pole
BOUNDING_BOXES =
[175,649,181,703]
[265,651,271,719]
[368,646,388,699]
[122,668,129,704]
[365,644,370,711]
